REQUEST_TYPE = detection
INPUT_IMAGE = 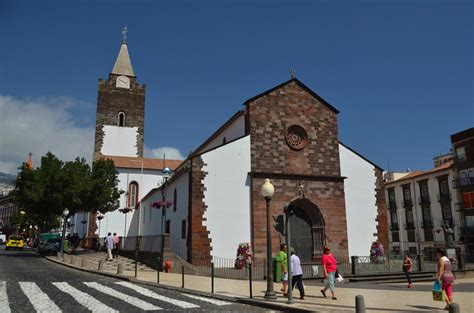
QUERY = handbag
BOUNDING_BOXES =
[335,270,340,278]
[432,281,445,302]
[336,273,344,283]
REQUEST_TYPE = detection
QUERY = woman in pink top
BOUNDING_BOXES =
[321,246,337,300]
[436,248,454,310]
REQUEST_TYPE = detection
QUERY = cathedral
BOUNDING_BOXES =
[73,35,387,263]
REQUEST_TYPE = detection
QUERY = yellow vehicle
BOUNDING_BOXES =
[5,235,25,250]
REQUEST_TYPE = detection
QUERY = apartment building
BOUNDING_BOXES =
[451,127,474,260]
[384,154,463,261]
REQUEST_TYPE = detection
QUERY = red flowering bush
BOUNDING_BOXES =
[234,242,254,269]
[151,200,173,208]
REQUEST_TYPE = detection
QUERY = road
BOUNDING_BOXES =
[0,245,274,312]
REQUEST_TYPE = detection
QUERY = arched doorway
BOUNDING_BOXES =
[288,198,325,261]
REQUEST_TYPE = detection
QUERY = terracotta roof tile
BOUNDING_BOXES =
[99,155,182,171]
[386,160,453,185]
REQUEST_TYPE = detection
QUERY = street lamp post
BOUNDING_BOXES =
[261,179,277,300]
[161,167,171,235]
[60,208,70,256]
[97,213,105,238]
[81,220,87,239]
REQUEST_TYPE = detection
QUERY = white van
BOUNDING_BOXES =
[0,234,6,244]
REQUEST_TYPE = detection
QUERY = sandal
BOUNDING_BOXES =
[320,290,327,298]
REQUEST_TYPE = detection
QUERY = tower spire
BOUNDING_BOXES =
[26,152,33,169]
[111,27,135,76]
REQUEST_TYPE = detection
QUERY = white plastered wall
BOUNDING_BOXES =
[339,143,378,257]
[101,125,139,157]
[201,135,251,259]
[96,168,164,238]
[197,114,245,154]
[137,172,189,259]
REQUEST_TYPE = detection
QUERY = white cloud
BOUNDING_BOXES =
[0,95,94,174]
[144,146,185,160]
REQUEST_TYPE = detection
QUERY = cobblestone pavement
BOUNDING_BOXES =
[0,246,276,312]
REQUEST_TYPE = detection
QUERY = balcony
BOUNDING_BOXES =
[404,222,416,230]
[437,192,451,202]
[454,153,473,163]
[403,199,413,207]
[439,218,454,228]
[390,223,399,231]
[420,220,434,229]
[418,196,431,205]
[453,177,474,188]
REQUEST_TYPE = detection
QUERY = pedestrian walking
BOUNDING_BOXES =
[321,246,337,300]
[403,253,414,288]
[436,248,454,310]
[112,233,120,258]
[105,232,114,261]
[290,248,305,300]
[278,244,288,296]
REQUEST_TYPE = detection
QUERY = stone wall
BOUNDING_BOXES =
[188,157,212,263]
[94,74,146,160]
[246,79,348,260]
[374,167,389,250]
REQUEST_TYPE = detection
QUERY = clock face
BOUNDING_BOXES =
[116,75,130,89]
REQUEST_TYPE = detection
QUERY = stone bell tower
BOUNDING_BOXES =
[93,29,146,161]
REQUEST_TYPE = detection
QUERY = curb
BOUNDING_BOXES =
[44,255,319,312]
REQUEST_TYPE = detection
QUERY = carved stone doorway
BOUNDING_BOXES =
[288,198,325,261]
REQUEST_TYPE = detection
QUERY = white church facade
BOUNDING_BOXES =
[74,38,387,263]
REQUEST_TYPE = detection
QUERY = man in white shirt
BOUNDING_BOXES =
[290,248,305,300]
[106,232,114,261]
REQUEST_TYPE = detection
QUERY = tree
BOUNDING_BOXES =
[89,159,122,214]
[62,157,92,214]
[13,152,122,232]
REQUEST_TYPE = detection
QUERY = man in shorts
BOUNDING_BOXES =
[279,244,288,295]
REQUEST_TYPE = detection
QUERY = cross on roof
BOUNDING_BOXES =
[122,27,128,43]
[289,68,296,79]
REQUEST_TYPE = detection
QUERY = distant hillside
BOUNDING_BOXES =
[0,172,16,189]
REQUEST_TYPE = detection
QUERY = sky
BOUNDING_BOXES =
[0,0,473,175]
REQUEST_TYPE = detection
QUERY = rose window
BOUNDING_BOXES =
[285,125,308,150]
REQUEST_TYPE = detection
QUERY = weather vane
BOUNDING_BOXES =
[289,68,296,79]
[122,26,128,43]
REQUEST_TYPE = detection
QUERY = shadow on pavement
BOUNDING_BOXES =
[0,251,42,258]
[408,305,445,311]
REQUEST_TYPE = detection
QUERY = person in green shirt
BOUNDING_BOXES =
[279,244,288,295]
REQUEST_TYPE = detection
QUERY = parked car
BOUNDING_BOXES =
[0,234,6,244]
[5,235,25,250]
[38,238,62,255]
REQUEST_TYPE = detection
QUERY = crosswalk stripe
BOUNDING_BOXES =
[115,281,199,309]
[84,282,161,311]
[0,281,11,313]
[181,293,231,306]
[19,282,62,312]
[53,282,118,313]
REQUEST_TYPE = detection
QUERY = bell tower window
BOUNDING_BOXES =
[128,181,139,208]
[118,112,126,127]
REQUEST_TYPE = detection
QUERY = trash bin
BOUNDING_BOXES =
[273,256,282,282]
[63,240,69,252]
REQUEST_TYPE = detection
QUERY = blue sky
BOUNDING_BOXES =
[0,0,472,174]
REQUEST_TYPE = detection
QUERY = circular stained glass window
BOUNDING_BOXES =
[285,125,308,150]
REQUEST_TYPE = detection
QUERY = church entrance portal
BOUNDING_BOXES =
[288,198,325,261]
